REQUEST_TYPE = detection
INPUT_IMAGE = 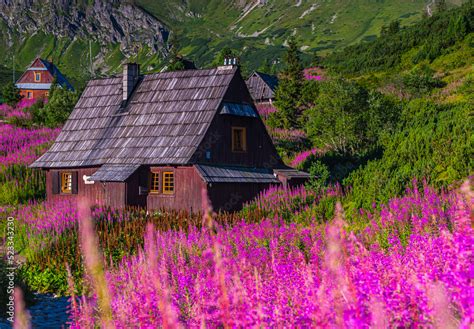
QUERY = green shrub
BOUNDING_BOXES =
[344,99,473,209]
[402,64,445,96]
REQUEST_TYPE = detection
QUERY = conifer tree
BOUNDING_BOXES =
[270,37,303,129]
[1,82,22,107]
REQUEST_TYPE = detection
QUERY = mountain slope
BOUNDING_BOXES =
[0,0,169,89]
[0,0,467,89]
[135,0,466,68]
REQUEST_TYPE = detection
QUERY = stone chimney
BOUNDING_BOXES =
[123,63,140,102]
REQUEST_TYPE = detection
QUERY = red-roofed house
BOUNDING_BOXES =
[15,58,74,100]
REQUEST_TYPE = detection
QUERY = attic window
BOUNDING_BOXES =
[61,172,72,194]
[34,72,41,82]
[232,127,247,152]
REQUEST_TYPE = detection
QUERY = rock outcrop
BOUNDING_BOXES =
[0,0,169,56]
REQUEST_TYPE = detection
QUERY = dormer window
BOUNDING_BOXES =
[232,127,247,152]
[34,72,41,82]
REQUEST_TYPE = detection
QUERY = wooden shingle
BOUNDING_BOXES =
[31,67,238,168]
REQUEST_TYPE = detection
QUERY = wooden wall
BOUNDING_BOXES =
[17,70,54,85]
[207,182,276,212]
[192,72,283,169]
[19,89,49,100]
[126,166,147,208]
[46,168,127,208]
[146,166,206,213]
[45,165,275,212]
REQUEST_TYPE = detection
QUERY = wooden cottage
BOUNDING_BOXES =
[245,71,279,105]
[15,58,74,100]
[31,63,308,212]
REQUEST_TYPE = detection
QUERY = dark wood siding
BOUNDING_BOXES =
[46,168,127,208]
[147,166,206,213]
[192,72,283,168]
[207,182,277,212]
[125,166,147,207]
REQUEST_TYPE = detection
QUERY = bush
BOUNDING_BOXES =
[344,99,472,209]
[305,160,330,192]
[304,79,399,157]
[402,64,444,96]
[32,85,78,127]
[1,82,22,107]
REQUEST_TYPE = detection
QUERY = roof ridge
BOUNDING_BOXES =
[30,66,240,168]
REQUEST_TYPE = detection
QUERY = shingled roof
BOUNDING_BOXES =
[246,71,279,101]
[31,66,238,168]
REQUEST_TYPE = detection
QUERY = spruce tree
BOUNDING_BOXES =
[1,82,22,107]
[271,37,303,129]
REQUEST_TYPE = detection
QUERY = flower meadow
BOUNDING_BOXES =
[0,123,59,167]
[0,98,37,119]
[8,179,473,327]
[0,122,59,204]
[64,182,473,328]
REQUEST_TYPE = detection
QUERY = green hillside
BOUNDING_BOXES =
[136,0,466,68]
[0,34,164,91]
[0,0,468,90]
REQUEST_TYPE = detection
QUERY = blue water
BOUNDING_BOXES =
[0,293,70,329]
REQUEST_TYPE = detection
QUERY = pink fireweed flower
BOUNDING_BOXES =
[0,123,60,166]
[269,128,307,142]
[256,104,277,119]
[290,148,322,168]
[303,67,325,81]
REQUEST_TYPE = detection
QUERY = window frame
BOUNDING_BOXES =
[150,171,160,194]
[34,72,41,82]
[162,171,175,195]
[61,172,72,194]
[231,127,247,153]
[27,91,33,99]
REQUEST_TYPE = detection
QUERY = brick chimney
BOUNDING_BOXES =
[123,63,140,102]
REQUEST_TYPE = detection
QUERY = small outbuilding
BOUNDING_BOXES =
[245,71,279,105]
[31,63,308,212]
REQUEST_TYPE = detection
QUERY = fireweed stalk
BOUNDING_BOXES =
[13,287,31,329]
[67,182,473,327]
[77,198,113,328]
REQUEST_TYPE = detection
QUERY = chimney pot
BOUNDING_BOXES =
[123,63,140,102]
[223,57,239,67]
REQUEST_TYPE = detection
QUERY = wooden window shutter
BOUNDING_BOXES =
[52,171,60,194]
[72,171,79,194]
